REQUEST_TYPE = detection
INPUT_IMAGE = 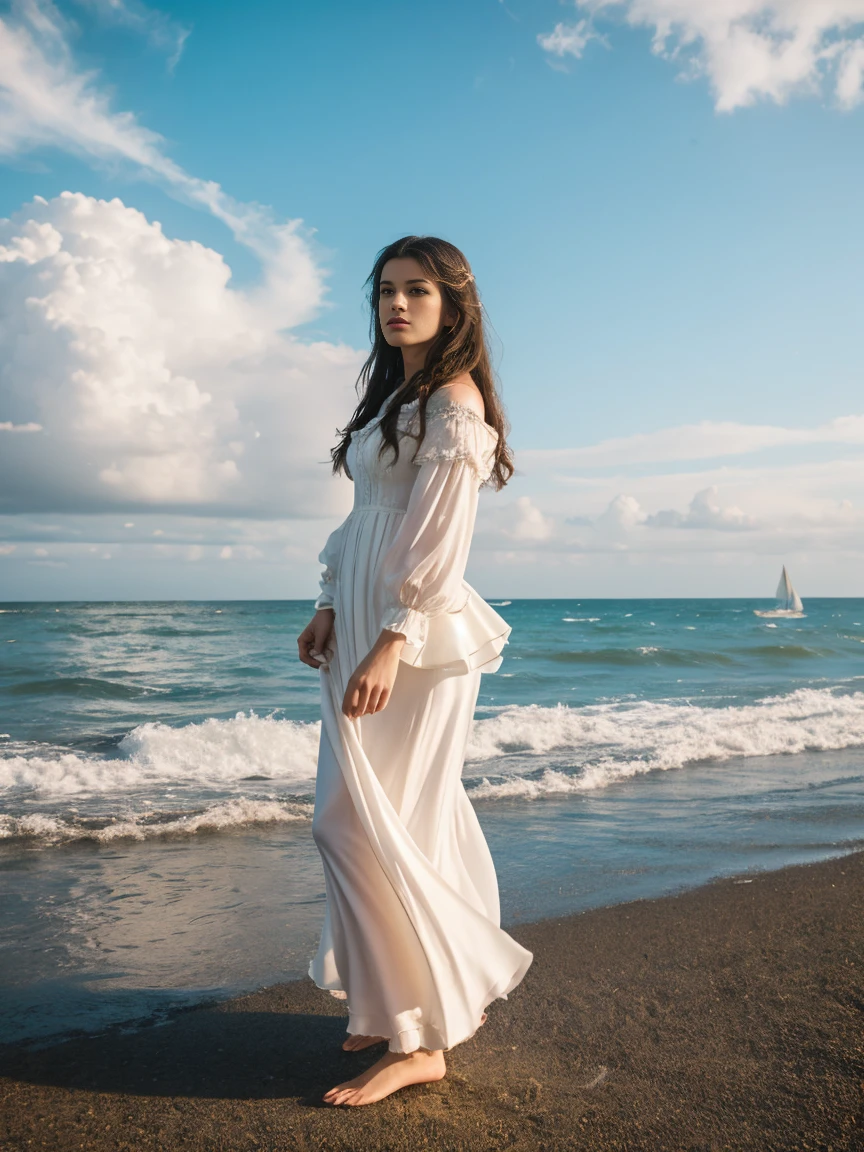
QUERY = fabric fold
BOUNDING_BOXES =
[307,387,532,1055]
[375,394,510,672]
[314,519,349,611]
[312,661,534,1053]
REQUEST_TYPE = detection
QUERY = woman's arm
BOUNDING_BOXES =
[340,387,496,719]
[313,519,348,612]
[297,518,348,669]
[378,455,482,651]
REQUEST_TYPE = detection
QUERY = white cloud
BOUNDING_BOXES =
[594,493,647,541]
[0,2,323,324]
[542,0,864,110]
[0,192,360,516]
[0,420,41,431]
[646,485,757,529]
[518,414,864,473]
[487,421,864,575]
[537,19,600,59]
[479,495,555,542]
[73,0,191,69]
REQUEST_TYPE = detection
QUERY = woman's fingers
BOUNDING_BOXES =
[353,678,371,717]
[297,630,324,669]
[315,623,333,652]
[342,676,389,719]
[373,686,390,713]
[342,681,360,718]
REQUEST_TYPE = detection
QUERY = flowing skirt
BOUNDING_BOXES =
[307,513,533,1053]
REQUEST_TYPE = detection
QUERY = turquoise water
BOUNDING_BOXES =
[1,598,863,1044]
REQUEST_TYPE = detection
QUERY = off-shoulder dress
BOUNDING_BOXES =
[308,388,533,1054]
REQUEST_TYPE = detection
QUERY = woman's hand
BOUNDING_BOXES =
[297,608,335,669]
[341,630,406,719]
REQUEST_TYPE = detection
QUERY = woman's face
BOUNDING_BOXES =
[378,256,456,353]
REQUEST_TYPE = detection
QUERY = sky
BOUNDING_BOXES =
[0,0,863,601]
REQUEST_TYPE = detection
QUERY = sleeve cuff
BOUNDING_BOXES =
[380,603,428,651]
[315,564,336,610]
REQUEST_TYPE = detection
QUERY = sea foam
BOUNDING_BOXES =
[0,710,320,797]
[0,797,314,845]
[4,687,864,841]
[463,687,864,799]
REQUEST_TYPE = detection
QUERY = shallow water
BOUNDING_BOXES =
[1,598,863,1044]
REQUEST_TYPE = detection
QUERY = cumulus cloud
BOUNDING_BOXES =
[491,432,864,567]
[0,193,360,516]
[479,495,555,542]
[646,486,757,530]
[541,0,864,110]
[0,1,323,323]
[593,493,647,541]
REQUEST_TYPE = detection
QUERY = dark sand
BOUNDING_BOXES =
[1,851,862,1152]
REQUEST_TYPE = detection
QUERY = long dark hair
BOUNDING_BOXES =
[329,235,513,490]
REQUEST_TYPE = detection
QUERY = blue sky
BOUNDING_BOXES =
[1,0,863,599]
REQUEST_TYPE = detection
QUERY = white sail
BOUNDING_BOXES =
[775,566,792,603]
[754,565,804,617]
[775,566,803,611]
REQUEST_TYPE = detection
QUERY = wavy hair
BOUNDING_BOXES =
[329,235,513,490]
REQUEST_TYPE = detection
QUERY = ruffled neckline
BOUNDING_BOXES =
[426,396,499,440]
[360,392,498,439]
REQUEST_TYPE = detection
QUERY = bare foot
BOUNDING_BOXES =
[323,1049,446,1106]
[342,1033,388,1052]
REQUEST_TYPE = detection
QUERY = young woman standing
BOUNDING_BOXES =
[297,236,532,1107]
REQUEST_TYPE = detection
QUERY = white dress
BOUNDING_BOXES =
[307,389,533,1054]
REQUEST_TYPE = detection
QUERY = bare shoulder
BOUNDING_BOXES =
[436,373,485,419]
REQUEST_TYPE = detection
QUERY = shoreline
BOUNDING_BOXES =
[2,850,862,1150]
[4,839,861,1054]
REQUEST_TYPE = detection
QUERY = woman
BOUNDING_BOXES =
[297,236,533,1107]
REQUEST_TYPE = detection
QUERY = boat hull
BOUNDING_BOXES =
[753,610,805,618]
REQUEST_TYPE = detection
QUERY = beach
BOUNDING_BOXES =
[3,599,864,1048]
[2,848,861,1151]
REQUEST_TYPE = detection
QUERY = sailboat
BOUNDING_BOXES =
[754,566,805,618]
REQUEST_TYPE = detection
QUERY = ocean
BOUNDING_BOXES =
[2,597,863,1047]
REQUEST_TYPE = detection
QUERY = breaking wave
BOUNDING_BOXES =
[0,711,321,797]
[464,687,864,800]
[0,797,313,845]
[4,688,864,844]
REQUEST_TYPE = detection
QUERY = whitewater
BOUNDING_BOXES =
[3,686,864,844]
[2,597,863,1044]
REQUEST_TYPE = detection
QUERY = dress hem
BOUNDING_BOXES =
[306,943,533,1055]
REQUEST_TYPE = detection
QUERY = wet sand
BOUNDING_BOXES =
[1,850,862,1151]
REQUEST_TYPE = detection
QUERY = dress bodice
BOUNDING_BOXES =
[346,399,423,514]
[315,388,510,674]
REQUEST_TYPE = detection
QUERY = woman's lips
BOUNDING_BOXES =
[387,319,409,327]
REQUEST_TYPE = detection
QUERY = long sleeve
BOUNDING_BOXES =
[377,398,499,657]
[314,519,348,611]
